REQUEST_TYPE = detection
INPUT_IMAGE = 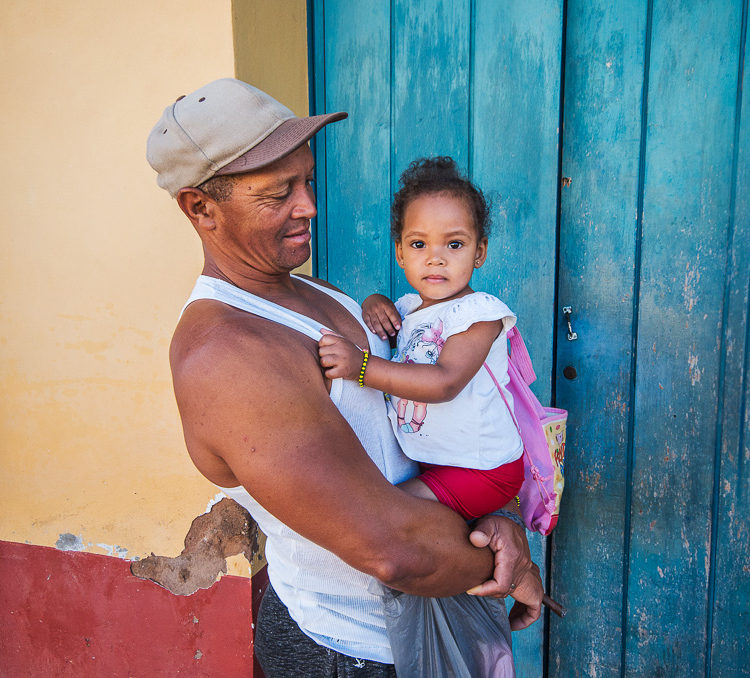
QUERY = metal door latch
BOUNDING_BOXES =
[563,306,578,341]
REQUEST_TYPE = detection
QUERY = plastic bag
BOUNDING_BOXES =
[380,585,515,677]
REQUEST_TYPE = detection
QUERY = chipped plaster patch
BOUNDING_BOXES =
[55,533,85,551]
[96,543,129,559]
[130,498,259,596]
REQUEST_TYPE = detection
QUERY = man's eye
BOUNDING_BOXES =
[267,187,291,200]
[448,241,463,249]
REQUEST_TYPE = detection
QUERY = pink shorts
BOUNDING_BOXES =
[418,456,524,520]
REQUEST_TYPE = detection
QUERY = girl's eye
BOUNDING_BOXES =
[410,241,425,249]
[448,241,463,249]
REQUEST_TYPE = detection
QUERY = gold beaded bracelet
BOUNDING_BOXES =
[514,495,521,508]
[357,350,370,387]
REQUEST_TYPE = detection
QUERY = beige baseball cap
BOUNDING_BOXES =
[147,78,347,197]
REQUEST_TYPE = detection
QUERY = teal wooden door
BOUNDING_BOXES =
[554,2,749,676]
[309,1,749,675]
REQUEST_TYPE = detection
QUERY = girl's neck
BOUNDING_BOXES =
[415,285,474,311]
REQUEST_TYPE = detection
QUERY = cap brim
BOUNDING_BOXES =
[215,111,348,176]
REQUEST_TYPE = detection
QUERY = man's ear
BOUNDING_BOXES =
[176,187,217,232]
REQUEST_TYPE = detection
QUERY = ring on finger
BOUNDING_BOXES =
[509,582,517,592]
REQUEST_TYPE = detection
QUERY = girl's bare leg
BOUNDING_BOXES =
[398,477,439,502]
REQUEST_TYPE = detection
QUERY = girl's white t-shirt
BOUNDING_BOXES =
[387,292,523,470]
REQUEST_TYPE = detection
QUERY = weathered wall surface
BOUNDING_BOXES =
[0,0,234,564]
[1,3,307,672]
[234,0,309,118]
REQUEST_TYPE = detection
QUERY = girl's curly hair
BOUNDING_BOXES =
[390,157,491,241]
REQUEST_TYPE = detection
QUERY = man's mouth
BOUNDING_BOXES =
[283,229,312,245]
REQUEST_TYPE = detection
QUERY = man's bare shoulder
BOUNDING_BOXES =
[170,299,319,386]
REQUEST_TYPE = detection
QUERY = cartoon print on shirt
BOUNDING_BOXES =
[394,320,445,433]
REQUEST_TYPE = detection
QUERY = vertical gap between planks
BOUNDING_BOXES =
[705,1,748,674]
[388,0,395,298]
[735,0,750,528]
[310,0,328,279]
[740,255,750,509]
[320,1,328,281]
[467,0,476,180]
[306,0,319,277]
[545,2,567,676]
[620,1,654,675]
[550,0,567,413]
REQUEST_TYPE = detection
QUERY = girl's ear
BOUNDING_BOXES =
[394,239,406,268]
[474,237,488,268]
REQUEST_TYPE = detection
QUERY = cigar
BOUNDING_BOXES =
[543,593,566,618]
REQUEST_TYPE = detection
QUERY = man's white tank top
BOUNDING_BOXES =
[182,275,417,664]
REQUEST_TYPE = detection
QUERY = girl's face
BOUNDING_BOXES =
[395,193,487,308]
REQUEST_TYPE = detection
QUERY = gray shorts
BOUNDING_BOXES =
[255,584,397,678]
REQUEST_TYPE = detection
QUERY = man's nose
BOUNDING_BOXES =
[292,188,317,220]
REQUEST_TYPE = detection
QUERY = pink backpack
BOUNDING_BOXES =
[484,327,567,535]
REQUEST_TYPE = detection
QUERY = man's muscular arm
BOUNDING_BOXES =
[171,306,494,597]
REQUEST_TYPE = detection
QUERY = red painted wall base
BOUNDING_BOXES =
[0,540,267,677]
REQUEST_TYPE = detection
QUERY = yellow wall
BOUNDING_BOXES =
[233,0,311,277]
[0,0,307,574]
[233,0,310,119]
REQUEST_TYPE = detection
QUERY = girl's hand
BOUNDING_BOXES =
[362,294,401,340]
[318,329,366,381]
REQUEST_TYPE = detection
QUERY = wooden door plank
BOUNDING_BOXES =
[626,1,744,674]
[471,2,563,674]
[390,0,472,299]
[471,0,562,382]
[709,4,750,674]
[553,2,648,675]
[319,0,392,301]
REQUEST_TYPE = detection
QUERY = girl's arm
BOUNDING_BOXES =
[318,319,502,403]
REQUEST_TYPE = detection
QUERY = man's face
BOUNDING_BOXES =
[210,145,317,274]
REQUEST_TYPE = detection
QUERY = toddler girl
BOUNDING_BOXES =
[318,156,524,521]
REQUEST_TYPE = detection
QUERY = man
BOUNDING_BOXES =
[147,78,543,676]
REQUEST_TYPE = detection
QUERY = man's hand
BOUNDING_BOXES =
[467,515,544,631]
[318,329,366,380]
[362,294,401,340]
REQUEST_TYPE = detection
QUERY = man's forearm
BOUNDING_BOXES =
[367,495,495,596]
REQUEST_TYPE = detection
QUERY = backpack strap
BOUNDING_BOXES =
[483,360,545,434]
[483,361,521,436]
[507,327,537,386]
[484,360,555,514]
